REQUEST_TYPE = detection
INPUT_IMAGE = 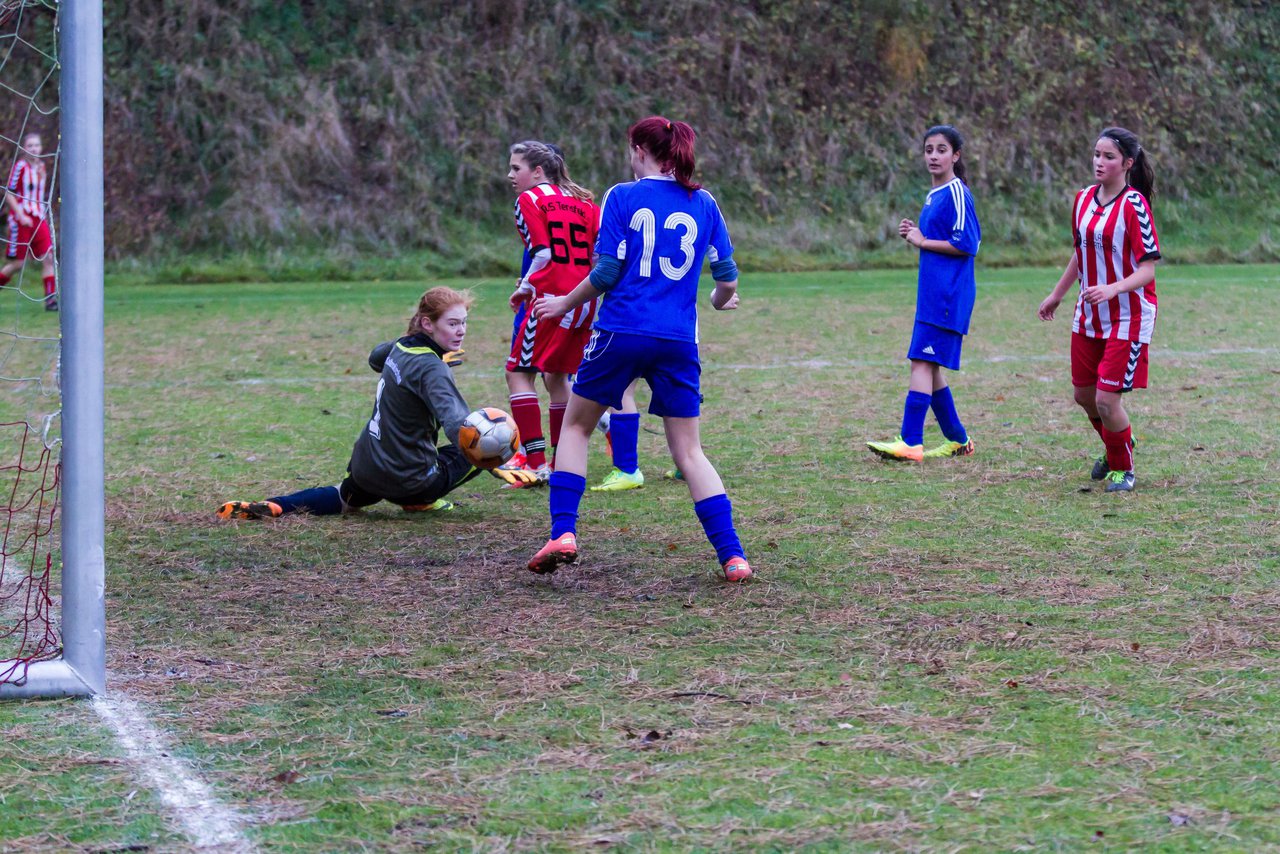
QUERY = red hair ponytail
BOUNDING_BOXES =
[629,116,701,191]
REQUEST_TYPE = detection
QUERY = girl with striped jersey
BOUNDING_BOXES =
[501,141,599,487]
[868,125,981,463]
[525,116,752,583]
[0,133,57,310]
[1038,127,1160,493]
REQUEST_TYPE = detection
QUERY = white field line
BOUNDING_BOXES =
[92,695,256,853]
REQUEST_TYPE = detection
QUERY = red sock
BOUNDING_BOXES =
[548,402,566,467]
[1102,425,1133,473]
[509,392,546,469]
[43,275,55,297]
[0,272,9,287]
[1089,416,1105,440]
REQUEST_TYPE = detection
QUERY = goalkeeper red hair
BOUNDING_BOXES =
[408,286,474,335]
[629,116,700,191]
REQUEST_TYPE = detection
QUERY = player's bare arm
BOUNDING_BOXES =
[1039,255,1080,321]
[1081,259,1156,305]
[710,279,739,310]
[533,272,601,320]
[4,190,31,227]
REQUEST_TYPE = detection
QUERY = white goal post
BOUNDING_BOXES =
[0,0,104,699]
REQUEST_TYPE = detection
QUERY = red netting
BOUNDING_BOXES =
[1,420,60,682]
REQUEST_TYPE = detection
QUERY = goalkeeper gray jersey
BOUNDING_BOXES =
[348,336,470,500]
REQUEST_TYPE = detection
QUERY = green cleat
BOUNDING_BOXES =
[590,467,644,492]
[402,498,455,512]
[923,437,975,459]
[1104,470,1135,492]
[663,467,685,481]
[866,436,924,463]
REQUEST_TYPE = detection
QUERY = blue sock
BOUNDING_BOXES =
[269,485,344,516]
[900,390,932,446]
[694,494,745,565]
[930,385,968,443]
[548,471,586,539]
[609,413,640,474]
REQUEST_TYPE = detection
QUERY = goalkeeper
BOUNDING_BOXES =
[216,286,538,520]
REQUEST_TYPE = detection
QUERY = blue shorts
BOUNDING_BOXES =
[908,320,964,371]
[573,329,702,418]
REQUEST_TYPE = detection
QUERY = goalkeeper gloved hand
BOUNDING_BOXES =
[441,348,465,367]
[491,467,540,486]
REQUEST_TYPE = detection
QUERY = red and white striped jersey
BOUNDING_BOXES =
[6,158,47,219]
[1071,184,1161,343]
[513,183,598,297]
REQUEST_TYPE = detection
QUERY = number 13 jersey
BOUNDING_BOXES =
[594,175,734,343]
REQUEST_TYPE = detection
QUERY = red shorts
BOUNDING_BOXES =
[6,216,52,260]
[1071,332,1148,393]
[506,299,597,375]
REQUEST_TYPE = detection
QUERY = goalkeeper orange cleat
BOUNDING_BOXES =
[722,556,753,583]
[216,500,283,520]
[527,532,578,574]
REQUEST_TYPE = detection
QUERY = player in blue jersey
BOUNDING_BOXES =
[868,125,981,462]
[524,116,752,582]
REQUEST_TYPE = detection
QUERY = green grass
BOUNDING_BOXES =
[2,263,1279,849]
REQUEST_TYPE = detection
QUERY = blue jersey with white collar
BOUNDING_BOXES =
[915,177,980,334]
[593,175,734,343]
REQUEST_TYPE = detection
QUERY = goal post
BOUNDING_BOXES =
[0,0,104,699]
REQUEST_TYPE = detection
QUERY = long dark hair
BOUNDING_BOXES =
[629,116,700,191]
[923,124,966,182]
[509,140,593,202]
[1097,126,1155,201]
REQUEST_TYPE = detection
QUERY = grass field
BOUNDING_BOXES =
[2,263,1279,850]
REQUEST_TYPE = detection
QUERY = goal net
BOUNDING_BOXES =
[1,0,102,698]
[0,0,62,685]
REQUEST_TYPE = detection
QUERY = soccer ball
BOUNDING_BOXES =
[458,407,519,470]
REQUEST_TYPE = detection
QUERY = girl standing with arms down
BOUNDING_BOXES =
[501,141,599,486]
[526,116,752,582]
[1038,127,1160,492]
[867,125,981,462]
[0,133,57,310]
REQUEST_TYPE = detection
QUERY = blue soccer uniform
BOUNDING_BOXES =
[530,167,751,582]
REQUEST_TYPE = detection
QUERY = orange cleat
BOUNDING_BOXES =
[216,500,283,520]
[722,556,753,583]
[527,532,578,574]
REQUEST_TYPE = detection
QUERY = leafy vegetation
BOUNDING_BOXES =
[92,0,1279,263]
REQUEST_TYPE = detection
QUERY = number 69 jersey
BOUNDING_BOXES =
[514,184,599,296]
[593,175,734,344]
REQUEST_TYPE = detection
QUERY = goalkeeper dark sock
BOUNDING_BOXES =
[269,485,343,516]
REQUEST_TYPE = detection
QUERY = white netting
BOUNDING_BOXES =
[0,0,60,680]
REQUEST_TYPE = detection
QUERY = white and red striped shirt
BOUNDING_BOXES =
[6,158,47,219]
[1070,184,1161,343]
